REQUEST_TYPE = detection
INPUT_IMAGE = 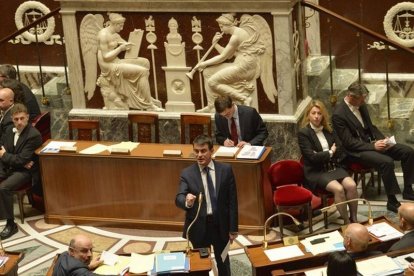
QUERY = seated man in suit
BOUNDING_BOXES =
[175,134,238,276]
[332,82,414,213]
[0,103,42,239]
[0,87,15,141]
[388,203,414,251]
[343,223,381,259]
[53,234,109,276]
[0,64,41,122]
[214,95,268,147]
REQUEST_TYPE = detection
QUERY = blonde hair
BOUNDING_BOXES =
[301,99,332,132]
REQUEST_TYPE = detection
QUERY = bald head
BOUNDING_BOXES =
[398,203,414,231]
[68,234,93,265]
[0,87,14,111]
[344,223,370,253]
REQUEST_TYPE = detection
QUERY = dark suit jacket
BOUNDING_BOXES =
[298,125,346,189]
[175,161,238,244]
[53,252,107,276]
[0,123,42,178]
[0,108,13,141]
[21,82,41,122]
[388,230,414,252]
[214,105,268,146]
[332,99,385,157]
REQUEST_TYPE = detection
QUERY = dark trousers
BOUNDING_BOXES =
[350,143,414,195]
[192,216,231,276]
[0,169,31,220]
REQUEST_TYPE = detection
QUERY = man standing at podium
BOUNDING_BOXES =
[176,134,238,275]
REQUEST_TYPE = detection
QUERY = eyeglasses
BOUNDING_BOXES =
[70,247,93,254]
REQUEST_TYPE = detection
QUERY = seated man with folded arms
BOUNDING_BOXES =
[388,203,414,252]
[53,234,113,276]
[343,223,381,259]
[0,103,42,239]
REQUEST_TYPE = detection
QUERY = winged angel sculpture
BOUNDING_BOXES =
[80,13,163,110]
[195,13,277,112]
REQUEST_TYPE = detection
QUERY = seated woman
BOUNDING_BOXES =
[298,100,358,224]
[327,251,357,276]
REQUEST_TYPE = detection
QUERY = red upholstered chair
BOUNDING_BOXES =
[299,156,334,229]
[32,111,51,143]
[267,160,314,237]
[348,162,381,198]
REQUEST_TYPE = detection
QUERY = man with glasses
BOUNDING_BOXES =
[332,81,414,213]
[53,234,109,276]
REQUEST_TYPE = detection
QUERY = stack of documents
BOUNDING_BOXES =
[367,222,403,241]
[236,145,265,160]
[94,251,130,275]
[300,230,345,255]
[153,252,189,274]
[264,245,304,262]
[213,146,239,158]
[357,255,403,276]
[40,141,77,153]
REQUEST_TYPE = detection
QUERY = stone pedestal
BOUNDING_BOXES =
[163,67,195,112]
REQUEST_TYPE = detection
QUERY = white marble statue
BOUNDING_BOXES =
[194,13,277,112]
[80,13,164,111]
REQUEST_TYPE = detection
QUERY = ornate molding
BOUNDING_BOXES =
[383,2,414,48]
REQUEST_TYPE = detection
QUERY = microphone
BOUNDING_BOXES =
[320,198,373,226]
[186,193,203,255]
[262,212,302,249]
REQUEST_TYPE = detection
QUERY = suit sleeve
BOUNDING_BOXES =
[214,113,227,145]
[297,129,330,164]
[1,129,42,168]
[228,166,238,233]
[247,108,268,146]
[175,172,191,211]
[332,111,376,152]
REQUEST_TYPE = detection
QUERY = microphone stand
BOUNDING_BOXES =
[320,198,373,226]
[262,212,302,249]
[186,193,203,256]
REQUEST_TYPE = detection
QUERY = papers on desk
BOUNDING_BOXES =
[356,255,403,276]
[79,142,139,155]
[213,146,239,158]
[79,144,109,154]
[40,141,77,153]
[94,254,130,275]
[367,221,403,241]
[264,245,304,262]
[108,141,139,153]
[154,252,189,274]
[236,145,265,160]
[393,252,414,269]
[304,267,326,276]
[129,252,155,274]
[221,240,231,262]
[301,230,345,255]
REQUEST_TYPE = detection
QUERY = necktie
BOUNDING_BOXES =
[230,117,238,145]
[204,167,217,215]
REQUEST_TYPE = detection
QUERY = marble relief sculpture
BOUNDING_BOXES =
[80,13,164,111]
[193,13,277,113]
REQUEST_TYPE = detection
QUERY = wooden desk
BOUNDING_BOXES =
[245,217,400,276]
[0,251,23,276]
[272,246,414,276]
[38,141,273,233]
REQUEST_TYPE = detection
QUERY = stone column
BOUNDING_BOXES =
[60,10,85,108]
[273,9,297,115]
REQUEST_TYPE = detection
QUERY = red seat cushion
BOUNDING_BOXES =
[349,162,371,171]
[274,185,313,206]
